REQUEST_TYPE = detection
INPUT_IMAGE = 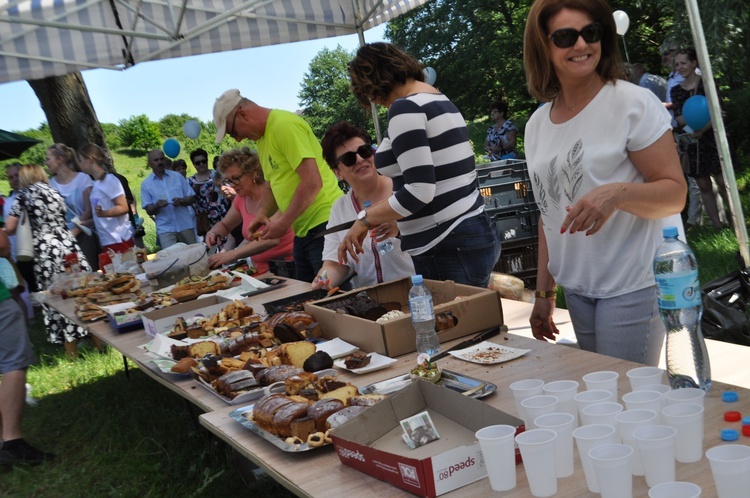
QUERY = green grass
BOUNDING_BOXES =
[1,318,295,498]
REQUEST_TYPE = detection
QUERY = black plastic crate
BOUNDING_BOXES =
[268,259,296,279]
[488,205,540,242]
[495,240,539,286]
[476,159,534,209]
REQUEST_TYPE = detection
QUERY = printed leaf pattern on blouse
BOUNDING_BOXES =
[533,171,548,215]
[546,156,561,209]
[563,140,584,203]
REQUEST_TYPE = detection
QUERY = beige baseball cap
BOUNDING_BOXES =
[213,89,242,143]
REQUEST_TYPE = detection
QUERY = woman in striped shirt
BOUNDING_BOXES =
[339,42,500,288]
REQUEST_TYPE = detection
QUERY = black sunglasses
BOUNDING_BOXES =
[336,144,373,167]
[549,22,602,49]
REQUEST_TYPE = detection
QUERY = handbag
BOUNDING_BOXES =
[15,208,34,262]
[196,211,211,237]
[701,268,750,346]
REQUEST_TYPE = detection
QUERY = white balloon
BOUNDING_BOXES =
[613,10,630,36]
[423,66,437,86]
[183,119,201,139]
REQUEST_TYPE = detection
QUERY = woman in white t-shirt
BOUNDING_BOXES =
[77,144,134,254]
[313,122,414,290]
[46,143,100,270]
[522,0,687,365]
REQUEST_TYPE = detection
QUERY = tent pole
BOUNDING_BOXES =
[684,0,750,266]
[353,0,382,143]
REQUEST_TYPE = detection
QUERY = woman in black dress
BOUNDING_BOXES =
[671,48,729,229]
[4,164,95,357]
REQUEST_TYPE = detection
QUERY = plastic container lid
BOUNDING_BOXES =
[662,226,678,238]
[743,416,750,425]
[743,425,750,437]
[721,429,739,441]
[722,391,739,402]
[411,275,423,285]
[725,411,742,422]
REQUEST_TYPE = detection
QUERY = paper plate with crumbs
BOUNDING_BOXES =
[448,341,530,365]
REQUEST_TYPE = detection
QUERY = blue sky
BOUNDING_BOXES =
[0,25,386,133]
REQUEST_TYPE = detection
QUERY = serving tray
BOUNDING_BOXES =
[359,369,496,399]
[228,404,328,453]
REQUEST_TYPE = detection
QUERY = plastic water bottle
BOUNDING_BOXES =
[654,226,711,391]
[362,201,393,254]
[408,274,440,356]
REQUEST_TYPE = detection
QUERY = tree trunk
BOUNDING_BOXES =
[27,72,107,151]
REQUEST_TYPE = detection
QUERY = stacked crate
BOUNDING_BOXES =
[476,159,540,289]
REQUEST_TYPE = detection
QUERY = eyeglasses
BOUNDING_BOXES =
[336,144,374,167]
[193,159,208,165]
[228,109,239,138]
[548,22,602,49]
[224,171,247,186]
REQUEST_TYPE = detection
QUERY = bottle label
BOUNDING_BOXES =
[409,296,434,321]
[655,270,701,309]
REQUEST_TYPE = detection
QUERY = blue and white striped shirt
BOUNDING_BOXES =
[375,92,483,254]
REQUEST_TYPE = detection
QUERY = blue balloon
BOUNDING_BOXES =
[683,95,710,131]
[163,138,180,158]
[182,120,201,139]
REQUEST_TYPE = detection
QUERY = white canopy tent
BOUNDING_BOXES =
[0,0,427,84]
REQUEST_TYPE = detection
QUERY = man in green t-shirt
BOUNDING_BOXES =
[0,230,53,466]
[213,89,342,282]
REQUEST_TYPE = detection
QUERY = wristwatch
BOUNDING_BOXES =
[357,209,372,229]
[535,289,557,299]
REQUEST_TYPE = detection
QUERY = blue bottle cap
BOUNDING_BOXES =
[723,391,739,402]
[411,275,423,284]
[743,416,750,426]
[662,226,678,237]
[721,429,739,441]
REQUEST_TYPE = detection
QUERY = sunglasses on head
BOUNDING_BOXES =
[336,144,373,167]
[549,22,602,49]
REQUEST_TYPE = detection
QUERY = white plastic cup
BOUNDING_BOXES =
[622,390,664,423]
[581,402,623,428]
[632,424,677,487]
[574,389,613,420]
[661,403,705,463]
[516,429,558,497]
[534,412,576,478]
[589,444,633,498]
[648,481,702,498]
[543,380,580,425]
[615,408,658,476]
[626,366,665,390]
[573,424,618,493]
[510,379,545,427]
[705,444,750,498]
[583,371,619,400]
[635,383,671,394]
[475,425,517,492]
[520,395,559,430]
[663,387,706,407]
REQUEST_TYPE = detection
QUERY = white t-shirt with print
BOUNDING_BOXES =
[525,81,683,298]
[90,174,131,246]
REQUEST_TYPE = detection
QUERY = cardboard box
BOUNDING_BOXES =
[331,381,523,497]
[304,278,503,357]
[141,295,233,337]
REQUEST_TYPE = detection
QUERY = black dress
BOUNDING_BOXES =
[670,80,722,178]
[10,182,93,344]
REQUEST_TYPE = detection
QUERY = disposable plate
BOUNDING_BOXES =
[333,353,397,374]
[447,341,530,365]
[313,338,359,360]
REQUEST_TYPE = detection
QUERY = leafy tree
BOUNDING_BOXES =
[118,115,161,151]
[298,46,379,139]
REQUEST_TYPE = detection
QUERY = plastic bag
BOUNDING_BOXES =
[701,268,750,346]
